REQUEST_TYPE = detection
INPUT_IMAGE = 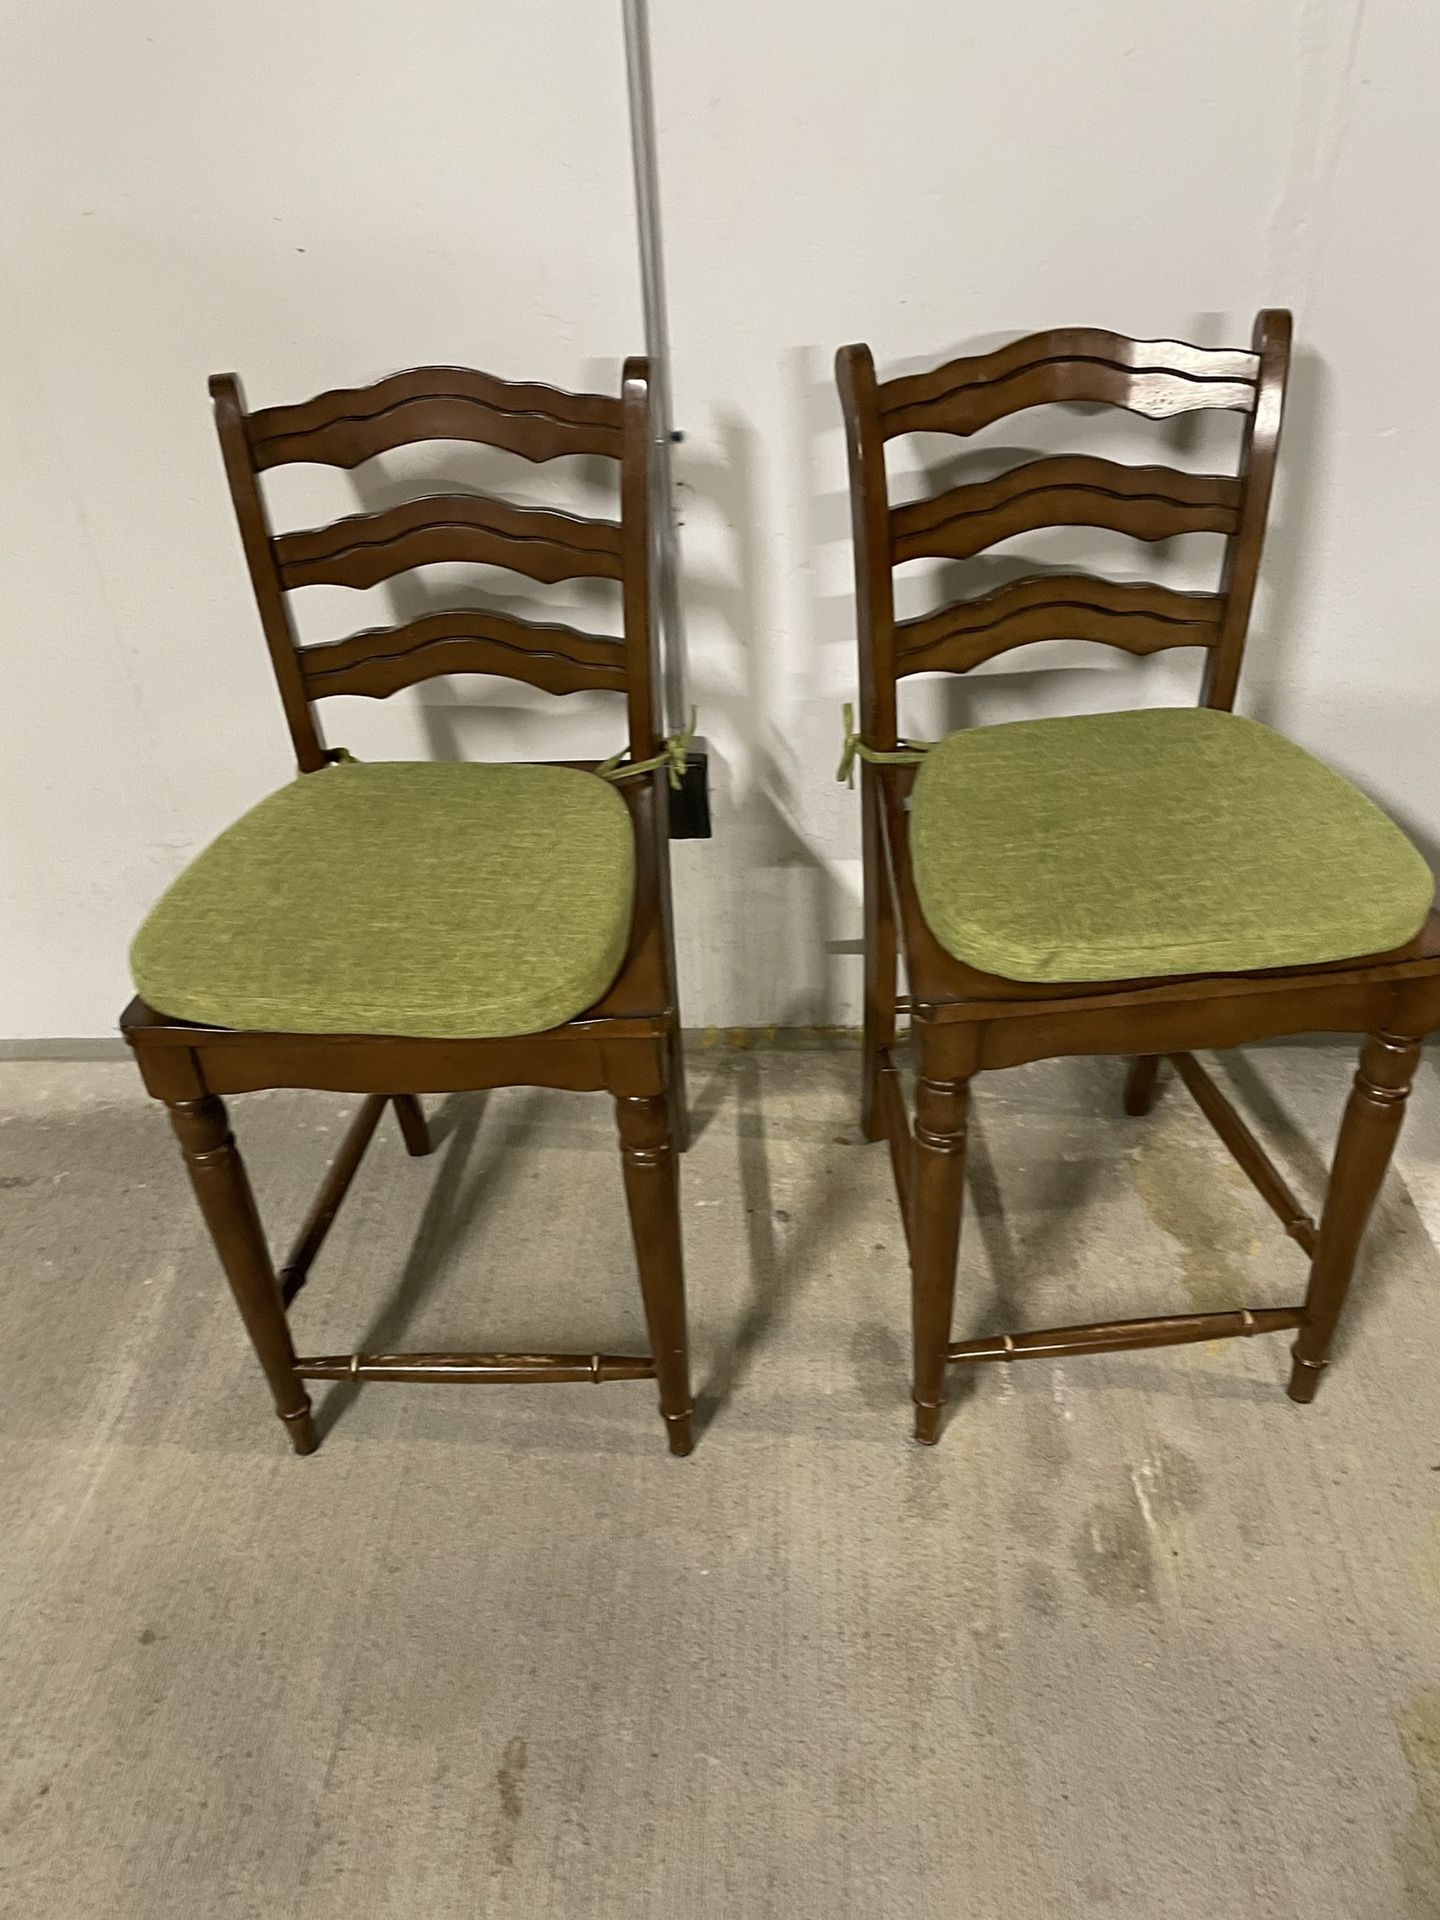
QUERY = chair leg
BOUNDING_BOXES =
[1123,1055,1162,1116]
[1288,1031,1421,1404]
[615,1090,694,1456]
[862,764,898,1142]
[910,1074,970,1445]
[166,1096,317,1455]
[391,1094,433,1157]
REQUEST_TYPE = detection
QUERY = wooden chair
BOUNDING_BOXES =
[121,359,694,1457]
[837,312,1440,1444]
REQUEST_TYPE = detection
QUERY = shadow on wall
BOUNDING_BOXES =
[675,406,854,1025]
[1214,337,1440,878]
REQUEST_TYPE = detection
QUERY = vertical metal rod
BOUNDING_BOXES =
[622,0,687,735]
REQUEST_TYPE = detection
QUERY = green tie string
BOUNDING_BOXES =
[597,708,697,791]
[836,703,933,788]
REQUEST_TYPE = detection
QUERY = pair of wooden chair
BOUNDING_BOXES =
[122,312,1440,1457]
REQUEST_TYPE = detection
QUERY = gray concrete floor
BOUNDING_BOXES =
[2,1042,1439,1918]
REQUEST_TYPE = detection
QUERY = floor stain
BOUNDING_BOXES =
[1393,1693,1440,1919]
[1074,1442,1203,1609]
[490,1735,528,1872]
[1131,1441,1205,1527]
[1074,1498,1157,1608]
[1132,1111,1259,1312]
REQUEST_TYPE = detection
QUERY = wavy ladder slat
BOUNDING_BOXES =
[301,608,628,701]
[248,366,624,469]
[895,573,1224,673]
[879,329,1260,438]
[274,494,623,591]
[890,456,1242,563]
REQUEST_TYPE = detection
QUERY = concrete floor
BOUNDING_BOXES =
[3,1041,1440,1918]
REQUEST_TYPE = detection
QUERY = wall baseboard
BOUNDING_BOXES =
[0,1028,1351,1064]
[0,1038,131,1061]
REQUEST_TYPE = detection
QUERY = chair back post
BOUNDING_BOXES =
[620,356,661,763]
[836,343,898,749]
[1203,307,1292,711]
[209,373,329,771]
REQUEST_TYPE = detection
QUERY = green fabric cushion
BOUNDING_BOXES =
[909,707,1434,983]
[130,761,636,1038]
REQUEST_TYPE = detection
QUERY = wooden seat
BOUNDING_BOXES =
[837,312,1440,1443]
[122,360,693,1457]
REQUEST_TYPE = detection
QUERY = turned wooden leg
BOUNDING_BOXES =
[1123,1055,1162,1116]
[862,763,898,1142]
[1288,1031,1421,1404]
[391,1094,433,1157]
[910,1074,970,1445]
[615,1091,694,1456]
[167,1096,316,1454]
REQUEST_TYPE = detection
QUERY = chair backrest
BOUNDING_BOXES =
[210,361,657,774]
[836,311,1290,745]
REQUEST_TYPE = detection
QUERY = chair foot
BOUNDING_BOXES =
[1286,1351,1326,1405]
[279,1399,320,1454]
[392,1094,434,1157]
[1123,1055,1162,1116]
[664,1408,694,1457]
[914,1400,942,1446]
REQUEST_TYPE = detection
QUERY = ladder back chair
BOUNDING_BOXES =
[122,358,694,1456]
[837,312,1440,1444]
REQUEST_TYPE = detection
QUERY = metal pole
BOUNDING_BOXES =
[622,0,686,735]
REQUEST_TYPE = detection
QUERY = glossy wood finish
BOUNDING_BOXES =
[168,1096,317,1453]
[1167,1050,1316,1255]
[616,1092,693,1456]
[295,1352,656,1385]
[948,1304,1304,1366]
[245,365,624,470]
[894,575,1224,675]
[890,456,1241,564]
[1288,1032,1421,1401]
[278,1093,388,1307]
[300,609,627,704]
[273,495,621,592]
[877,330,1261,438]
[124,359,691,1456]
[838,311,1440,1441]
[910,1075,969,1447]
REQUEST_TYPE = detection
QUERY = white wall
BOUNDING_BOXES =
[1,0,1435,1037]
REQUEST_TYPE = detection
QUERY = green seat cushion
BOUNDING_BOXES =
[130,760,636,1038]
[909,706,1433,984]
